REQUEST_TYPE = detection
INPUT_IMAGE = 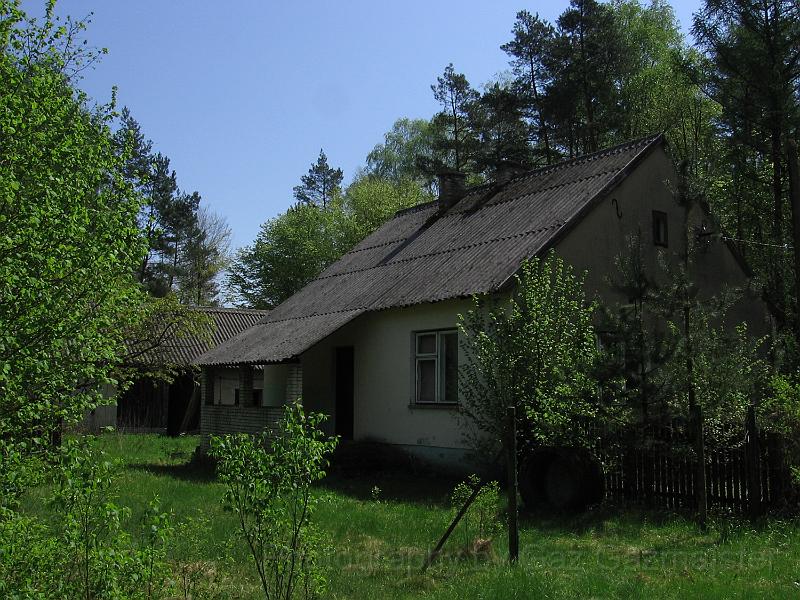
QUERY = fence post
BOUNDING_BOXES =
[506,406,519,564]
[745,405,762,518]
[691,404,708,526]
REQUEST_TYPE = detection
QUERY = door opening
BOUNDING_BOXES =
[334,347,354,440]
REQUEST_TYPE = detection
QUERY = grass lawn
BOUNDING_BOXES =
[22,433,800,599]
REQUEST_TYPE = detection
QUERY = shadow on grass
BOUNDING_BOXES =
[317,439,465,506]
[520,503,646,534]
[319,470,462,507]
[126,458,217,484]
[518,501,727,546]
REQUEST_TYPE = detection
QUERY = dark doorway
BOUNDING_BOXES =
[334,347,354,440]
[117,377,168,431]
[167,373,196,436]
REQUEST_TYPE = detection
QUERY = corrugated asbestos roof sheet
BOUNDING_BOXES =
[197,135,663,366]
[153,307,270,367]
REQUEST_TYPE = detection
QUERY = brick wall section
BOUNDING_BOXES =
[199,362,302,452]
[201,367,215,405]
[239,365,254,406]
[200,406,285,449]
[286,364,303,403]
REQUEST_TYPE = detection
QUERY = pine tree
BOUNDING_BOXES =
[501,10,556,165]
[472,83,532,175]
[693,0,800,330]
[113,111,206,298]
[114,107,152,195]
[292,149,343,209]
[141,153,177,295]
[429,63,480,173]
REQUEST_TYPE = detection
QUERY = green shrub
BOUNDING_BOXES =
[449,475,502,558]
[762,372,800,485]
[210,401,338,600]
[0,437,171,599]
[458,253,601,454]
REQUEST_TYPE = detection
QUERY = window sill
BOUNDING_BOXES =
[408,402,460,411]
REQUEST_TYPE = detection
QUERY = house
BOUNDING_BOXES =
[195,135,769,466]
[82,306,269,435]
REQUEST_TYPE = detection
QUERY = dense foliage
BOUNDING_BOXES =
[693,0,800,349]
[0,438,171,599]
[600,232,772,448]
[458,254,606,453]
[0,1,145,452]
[413,0,716,180]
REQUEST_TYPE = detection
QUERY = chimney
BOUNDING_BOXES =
[494,160,527,185]
[437,170,467,211]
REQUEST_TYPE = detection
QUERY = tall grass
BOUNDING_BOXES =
[21,434,800,599]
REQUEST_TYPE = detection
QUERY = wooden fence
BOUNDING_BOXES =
[601,424,787,513]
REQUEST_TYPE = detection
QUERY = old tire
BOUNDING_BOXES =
[519,447,604,512]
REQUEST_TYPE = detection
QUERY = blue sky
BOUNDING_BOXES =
[27,1,702,252]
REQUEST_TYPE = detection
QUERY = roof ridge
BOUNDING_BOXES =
[192,306,271,314]
[394,199,438,217]
[445,168,618,216]
[393,134,663,217]
[507,133,663,186]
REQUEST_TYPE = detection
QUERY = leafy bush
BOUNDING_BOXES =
[0,508,60,598]
[0,437,171,599]
[458,253,602,453]
[449,475,502,558]
[210,402,338,600]
[762,372,800,485]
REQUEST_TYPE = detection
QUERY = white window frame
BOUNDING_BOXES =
[414,329,458,404]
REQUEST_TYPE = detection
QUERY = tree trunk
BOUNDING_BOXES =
[577,5,596,153]
[680,162,707,525]
[528,57,551,163]
[770,127,784,318]
[787,139,800,336]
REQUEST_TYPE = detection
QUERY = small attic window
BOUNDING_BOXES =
[652,211,668,247]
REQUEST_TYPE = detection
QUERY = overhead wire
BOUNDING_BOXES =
[719,235,794,251]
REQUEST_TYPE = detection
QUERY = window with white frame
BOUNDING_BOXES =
[414,330,458,404]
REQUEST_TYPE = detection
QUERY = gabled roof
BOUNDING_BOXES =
[146,306,270,367]
[198,134,664,366]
